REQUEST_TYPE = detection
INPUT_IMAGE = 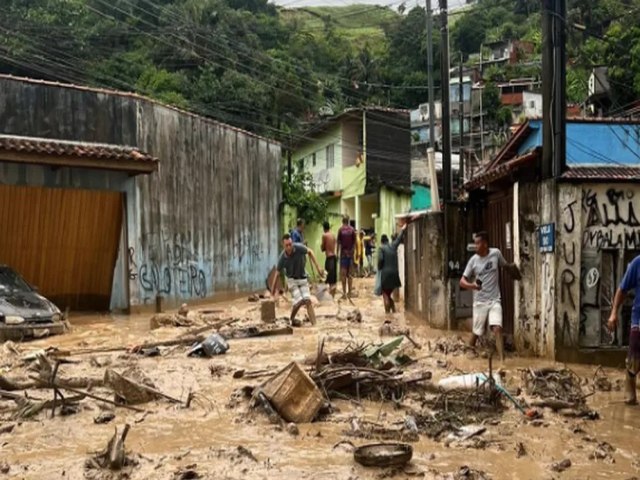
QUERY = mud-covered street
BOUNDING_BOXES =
[1,279,640,480]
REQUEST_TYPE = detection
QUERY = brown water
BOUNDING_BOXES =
[2,279,640,479]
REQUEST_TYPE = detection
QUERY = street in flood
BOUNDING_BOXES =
[1,279,639,480]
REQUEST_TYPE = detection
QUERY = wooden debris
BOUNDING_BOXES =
[260,300,276,323]
[104,368,181,405]
[29,377,146,413]
[260,362,324,423]
[90,424,132,470]
[522,368,587,408]
[12,393,85,419]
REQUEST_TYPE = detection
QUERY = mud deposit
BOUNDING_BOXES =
[1,279,640,479]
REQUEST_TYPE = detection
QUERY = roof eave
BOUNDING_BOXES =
[0,149,157,175]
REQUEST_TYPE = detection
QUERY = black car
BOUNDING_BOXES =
[0,265,62,326]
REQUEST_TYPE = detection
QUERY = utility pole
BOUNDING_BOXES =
[439,0,451,202]
[425,0,436,148]
[542,0,566,179]
[479,44,484,162]
[458,53,464,184]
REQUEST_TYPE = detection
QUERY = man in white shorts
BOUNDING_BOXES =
[460,231,520,361]
[273,233,324,326]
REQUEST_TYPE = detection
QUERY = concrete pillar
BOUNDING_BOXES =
[355,194,361,230]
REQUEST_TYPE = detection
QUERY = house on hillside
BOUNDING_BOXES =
[0,75,282,312]
[478,39,535,68]
[290,107,412,256]
[462,118,640,364]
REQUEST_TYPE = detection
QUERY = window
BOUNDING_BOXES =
[326,144,335,168]
[529,101,535,108]
[312,153,316,167]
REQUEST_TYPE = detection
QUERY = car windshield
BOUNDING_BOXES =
[0,267,32,293]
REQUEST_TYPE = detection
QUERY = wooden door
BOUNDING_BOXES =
[0,184,123,311]
[484,188,515,335]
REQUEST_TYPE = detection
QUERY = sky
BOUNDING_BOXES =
[273,0,468,10]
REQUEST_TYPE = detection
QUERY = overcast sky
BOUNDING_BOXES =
[274,0,468,10]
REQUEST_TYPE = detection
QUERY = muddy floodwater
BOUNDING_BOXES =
[1,279,640,479]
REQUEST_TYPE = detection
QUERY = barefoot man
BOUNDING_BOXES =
[608,254,640,405]
[337,215,357,299]
[273,233,324,326]
[460,231,520,362]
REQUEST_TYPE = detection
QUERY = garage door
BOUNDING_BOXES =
[0,185,123,311]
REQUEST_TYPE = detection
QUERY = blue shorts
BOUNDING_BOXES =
[340,257,353,270]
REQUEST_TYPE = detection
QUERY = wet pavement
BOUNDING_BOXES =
[1,279,640,479]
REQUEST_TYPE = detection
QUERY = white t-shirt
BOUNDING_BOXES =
[462,248,507,305]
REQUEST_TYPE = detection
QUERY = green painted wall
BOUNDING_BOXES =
[375,187,411,237]
[342,164,366,198]
[411,183,432,211]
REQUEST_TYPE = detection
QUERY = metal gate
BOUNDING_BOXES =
[483,188,515,335]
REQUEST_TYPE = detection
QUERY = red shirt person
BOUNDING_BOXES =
[336,215,357,298]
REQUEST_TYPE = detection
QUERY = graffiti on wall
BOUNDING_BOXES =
[558,193,579,347]
[133,231,208,300]
[582,188,640,249]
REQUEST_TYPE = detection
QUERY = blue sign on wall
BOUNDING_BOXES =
[539,223,555,253]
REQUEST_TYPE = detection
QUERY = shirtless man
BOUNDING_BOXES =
[321,221,337,295]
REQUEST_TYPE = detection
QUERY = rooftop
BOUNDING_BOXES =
[0,134,158,174]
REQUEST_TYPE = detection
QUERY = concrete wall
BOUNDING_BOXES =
[405,212,448,328]
[133,102,282,307]
[512,180,634,364]
[554,183,639,363]
[0,77,282,309]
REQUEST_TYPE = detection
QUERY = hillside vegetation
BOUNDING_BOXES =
[1,0,639,143]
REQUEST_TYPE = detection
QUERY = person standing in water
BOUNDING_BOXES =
[608,254,640,405]
[459,231,520,362]
[273,233,324,326]
[321,221,337,296]
[336,215,357,298]
[377,224,407,313]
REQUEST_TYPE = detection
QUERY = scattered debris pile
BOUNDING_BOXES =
[414,385,503,442]
[311,337,429,402]
[430,336,476,357]
[522,368,596,418]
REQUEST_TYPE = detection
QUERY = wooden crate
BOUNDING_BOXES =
[261,362,324,423]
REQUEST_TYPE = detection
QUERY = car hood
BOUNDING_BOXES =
[0,291,60,319]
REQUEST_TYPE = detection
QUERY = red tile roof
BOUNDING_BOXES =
[0,134,158,173]
[561,166,640,181]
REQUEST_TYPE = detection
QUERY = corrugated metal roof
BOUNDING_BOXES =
[464,149,539,190]
[0,134,158,171]
[561,166,640,181]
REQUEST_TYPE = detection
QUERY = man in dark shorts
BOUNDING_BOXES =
[273,233,323,326]
[608,254,640,405]
[321,221,337,295]
[336,215,356,299]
